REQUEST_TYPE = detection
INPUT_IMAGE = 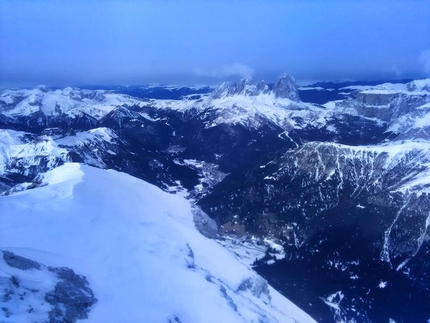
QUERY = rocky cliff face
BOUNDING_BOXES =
[340,80,430,122]
[211,74,299,101]
[211,79,269,98]
[273,74,300,101]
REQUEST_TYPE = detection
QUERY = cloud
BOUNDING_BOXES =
[193,63,255,80]
[419,50,430,76]
[387,65,403,79]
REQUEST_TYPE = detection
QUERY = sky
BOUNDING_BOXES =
[0,0,429,87]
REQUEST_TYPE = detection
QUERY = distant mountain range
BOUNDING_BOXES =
[1,75,430,322]
[75,77,417,104]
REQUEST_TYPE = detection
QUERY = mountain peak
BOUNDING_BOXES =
[406,79,430,92]
[211,79,269,99]
[211,74,299,101]
[273,74,300,101]
[36,84,50,93]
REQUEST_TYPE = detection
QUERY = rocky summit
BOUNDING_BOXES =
[273,74,300,101]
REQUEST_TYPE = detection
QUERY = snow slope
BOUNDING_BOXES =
[0,163,315,323]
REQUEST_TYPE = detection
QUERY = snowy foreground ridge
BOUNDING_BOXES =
[0,163,315,323]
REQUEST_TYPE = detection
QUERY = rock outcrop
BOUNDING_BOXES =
[273,74,300,101]
[211,79,269,99]
[0,251,97,323]
[211,74,300,101]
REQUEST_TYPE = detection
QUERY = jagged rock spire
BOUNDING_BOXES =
[273,74,300,102]
[211,79,269,99]
[211,74,300,102]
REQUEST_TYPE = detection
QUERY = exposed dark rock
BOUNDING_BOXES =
[345,91,430,122]
[237,277,270,300]
[192,207,218,239]
[219,285,238,312]
[211,79,268,98]
[3,251,41,270]
[256,80,269,93]
[185,244,195,269]
[211,75,299,101]
[1,306,11,318]
[406,80,430,92]
[0,251,96,323]
[168,314,182,323]
[273,74,300,101]
[45,278,96,322]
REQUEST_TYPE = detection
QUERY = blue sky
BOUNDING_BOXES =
[1,0,429,87]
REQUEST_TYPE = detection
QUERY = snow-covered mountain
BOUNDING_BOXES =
[0,86,144,119]
[150,75,344,131]
[1,75,430,322]
[0,163,315,323]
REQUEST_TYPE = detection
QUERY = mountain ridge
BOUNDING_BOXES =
[1,75,430,322]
